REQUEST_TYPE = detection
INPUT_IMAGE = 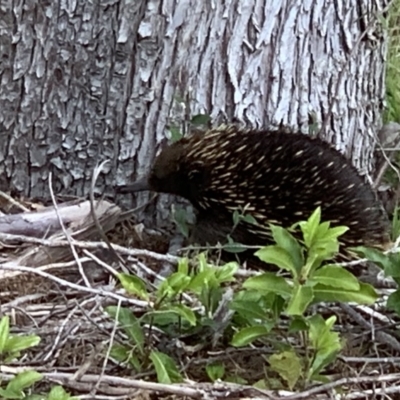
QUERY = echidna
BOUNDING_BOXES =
[117,125,391,263]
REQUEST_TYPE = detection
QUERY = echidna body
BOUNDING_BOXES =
[119,126,390,261]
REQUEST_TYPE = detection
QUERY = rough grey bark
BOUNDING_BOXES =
[0,0,391,218]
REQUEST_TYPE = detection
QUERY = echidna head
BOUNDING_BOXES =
[117,140,194,199]
[147,142,190,195]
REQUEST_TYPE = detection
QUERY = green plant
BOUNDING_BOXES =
[228,207,376,388]
[172,205,192,239]
[106,255,238,383]
[106,207,382,390]
[353,206,400,316]
[14,385,79,400]
[221,206,259,254]
[0,371,43,400]
[0,316,42,399]
[241,207,377,313]
[45,386,78,400]
[0,316,41,363]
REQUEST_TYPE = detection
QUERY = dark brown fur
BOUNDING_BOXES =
[118,126,391,263]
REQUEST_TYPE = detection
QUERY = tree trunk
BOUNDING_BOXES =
[0,0,390,222]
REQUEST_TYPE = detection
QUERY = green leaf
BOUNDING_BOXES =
[255,246,297,274]
[122,316,145,353]
[0,387,23,399]
[243,272,292,297]
[309,315,337,349]
[233,288,264,303]
[214,262,238,283]
[177,257,189,275]
[199,286,223,314]
[299,207,321,248]
[316,221,331,238]
[310,348,340,379]
[206,363,225,381]
[106,307,144,353]
[286,284,314,316]
[392,207,400,239]
[197,252,210,272]
[47,386,68,400]
[242,213,258,225]
[158,271,192,297]
[351,246,394,272]
[232,209,241,226]
[127,354,142,371]
[308,315,342,377]
[269,225,304,272]
[143,310,183,327]
[223,238,249,253]
[313,282,378,305]
[110,344,130,362]
[117,273,149,300]
[231,325,272,347]
[301,253,323,279]
[311,265,360,291]
[149,351,183,383]
[387,290,400,315]
[4,335,41,354]
[230,300,271,322]
[191,113,211,126]
[307,224,347,261]
[173,206,190,238]
[269,351,302,390]
[7,371,43,393]
[288,317,308,333]
[110,344,142,371]
[270,294,286,320]
[225,375,248,385]
[167,304,197,326]
[253,379,270,389]
[321,226,348,241]
[47,386,78,400]
[0,316,10,353]
[169,125,183,142]
[306,237,341,264]
[188,270,216,293]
